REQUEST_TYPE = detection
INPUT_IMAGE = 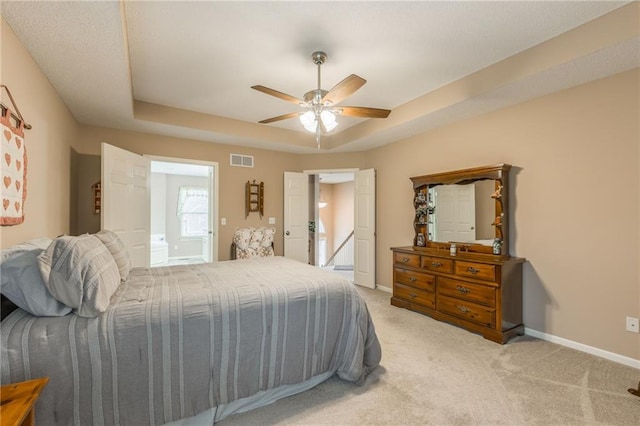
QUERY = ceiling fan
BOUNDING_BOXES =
[251,51,391,148]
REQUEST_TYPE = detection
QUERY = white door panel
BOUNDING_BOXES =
[434,184,476,243]
[102,143,150,268]
[354,169,376,289]
[283,172,309,263]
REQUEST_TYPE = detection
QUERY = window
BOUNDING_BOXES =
[177,186,208,238]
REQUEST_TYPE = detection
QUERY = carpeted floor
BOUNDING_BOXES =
[219,287,640,425]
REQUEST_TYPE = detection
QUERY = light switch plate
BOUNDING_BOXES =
[221,217,227,226]
[268,217,276,224]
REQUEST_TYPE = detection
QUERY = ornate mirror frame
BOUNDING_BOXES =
[410,164,511,257]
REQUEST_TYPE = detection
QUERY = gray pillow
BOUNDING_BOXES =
[95,230,131,281]
[38,235,121,318]
[0,238,71,317]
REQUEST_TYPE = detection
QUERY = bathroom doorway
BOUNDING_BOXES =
[148,158,218,267]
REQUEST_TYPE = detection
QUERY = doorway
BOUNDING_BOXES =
[284,168,376,288]
[149,159,218,267]
[313,172,355,283]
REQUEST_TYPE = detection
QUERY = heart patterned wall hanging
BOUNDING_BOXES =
[0,105,27,225]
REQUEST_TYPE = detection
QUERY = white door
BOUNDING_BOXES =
[354,169,376,289]
[434,184,476,243]
[101,143,150,268]
[283,172,309,263]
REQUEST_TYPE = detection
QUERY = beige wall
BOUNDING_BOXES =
[365,69,639,360]
[332,181,354,252]
[0,18,78,247]
[318,183,334,262]
[74,153,101,235]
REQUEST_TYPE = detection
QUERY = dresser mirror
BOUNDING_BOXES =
[411,164,511,256]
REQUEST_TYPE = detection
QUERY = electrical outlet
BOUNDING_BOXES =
[626,316,639,333]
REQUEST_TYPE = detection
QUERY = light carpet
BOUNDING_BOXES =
[219,287,640,425]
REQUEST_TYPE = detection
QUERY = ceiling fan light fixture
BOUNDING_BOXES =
[300,110,317,132]
[300,110,338,133]
[320,110,338,131]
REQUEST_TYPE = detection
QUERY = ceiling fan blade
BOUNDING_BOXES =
[258,112,300,124]
[333,106,391,119]
[321,74,366,105]
[251,85,305,105]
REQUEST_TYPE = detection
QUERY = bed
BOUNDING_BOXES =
[0,235,381,425]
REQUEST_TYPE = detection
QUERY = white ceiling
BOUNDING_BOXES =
[1,1,637,154]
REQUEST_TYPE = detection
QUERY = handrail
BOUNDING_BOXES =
[323,230,354,267]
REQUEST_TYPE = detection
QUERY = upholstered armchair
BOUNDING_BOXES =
[231,227,275,259]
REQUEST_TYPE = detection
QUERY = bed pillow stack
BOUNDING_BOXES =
[0,231,131,319]
[37,234,123,318]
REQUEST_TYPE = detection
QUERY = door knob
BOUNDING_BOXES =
[285,231,290,236]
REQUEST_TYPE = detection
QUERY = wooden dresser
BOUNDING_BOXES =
[391,247,524,343]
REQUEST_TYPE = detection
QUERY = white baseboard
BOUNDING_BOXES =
[525,327,640,370]
[370,288,638,369]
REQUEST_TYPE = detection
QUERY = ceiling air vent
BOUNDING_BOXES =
[230,154,254,168]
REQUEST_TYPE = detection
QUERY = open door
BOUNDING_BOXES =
[354,169,376,289]
[283,172,309,264]
[101,143,150,268]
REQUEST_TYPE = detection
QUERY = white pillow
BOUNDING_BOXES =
[0,238,71,317]
[94,229,131,281]
[38,235,121,318]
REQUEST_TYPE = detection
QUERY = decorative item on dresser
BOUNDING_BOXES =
[391,164,525,344]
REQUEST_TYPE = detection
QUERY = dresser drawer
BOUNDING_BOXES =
[437,294,495,327]
[395,268,434,292]
[421,256,454,274]
[394,282,435,308]
[438,277,495,307]
[454,260,496,282]
[394,252,420,268]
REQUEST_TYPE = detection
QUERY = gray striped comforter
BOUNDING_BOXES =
[1,257,381,425]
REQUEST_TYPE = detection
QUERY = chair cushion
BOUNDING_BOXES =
[233,227,275,259]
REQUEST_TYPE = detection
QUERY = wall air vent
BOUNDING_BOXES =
[230,154,254,168]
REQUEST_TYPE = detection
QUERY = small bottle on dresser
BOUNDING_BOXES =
[450,243,457,256]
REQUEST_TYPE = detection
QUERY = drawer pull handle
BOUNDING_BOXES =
[402,257,409,263]
[431,261,442,268]
[456,285,470,294]
[467,267,480,275]
[409,292,418,299]
[409,276,417,282]
[456,305,470,314]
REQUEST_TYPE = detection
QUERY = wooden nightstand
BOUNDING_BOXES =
[0,378,49,426]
